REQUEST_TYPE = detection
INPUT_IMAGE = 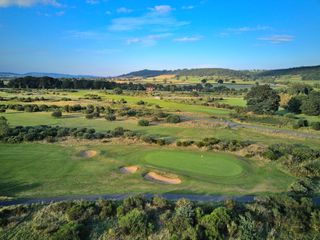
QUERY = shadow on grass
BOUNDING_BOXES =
[0,179,41,198]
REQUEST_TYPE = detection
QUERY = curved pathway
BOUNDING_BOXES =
[1,194,320,207]
[0,194,255,207]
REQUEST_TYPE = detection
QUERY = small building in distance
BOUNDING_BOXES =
[146,85,156,93]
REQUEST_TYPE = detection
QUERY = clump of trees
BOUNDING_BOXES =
[283,84,320,116]
[6,76,250,94]
[0,118,135,143]
[245,85,280,114]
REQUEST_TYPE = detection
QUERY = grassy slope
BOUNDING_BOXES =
[0,143,295,198]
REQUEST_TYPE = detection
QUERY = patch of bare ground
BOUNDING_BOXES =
[120,166,139,174]
[144,172,181,185]
[80,150,97,158]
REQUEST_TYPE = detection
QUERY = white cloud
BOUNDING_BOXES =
[109,6,188,31]
[117,7,132,13]
[0,0,63,7]
[174,36,202,42]
[149,5,174,14]
[66,30,107,40]
[37,10,64,16]
[127,33,171,46]
[228,25,271,33]
[258,35,294,43]
[86,0,99,5]
[182,5,194,10]
[220,25,271,37]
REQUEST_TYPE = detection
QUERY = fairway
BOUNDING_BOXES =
[144,151,243,177]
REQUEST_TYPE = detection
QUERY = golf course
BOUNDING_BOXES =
[0,142,295,198]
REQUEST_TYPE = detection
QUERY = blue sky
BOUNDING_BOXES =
[0,0,320,76]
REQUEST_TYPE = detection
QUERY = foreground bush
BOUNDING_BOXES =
[1,195,319,240]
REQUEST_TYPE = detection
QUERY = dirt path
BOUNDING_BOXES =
[0,194,254,206]
[1,194,320,207]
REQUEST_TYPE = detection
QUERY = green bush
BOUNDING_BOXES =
[51,111,62,118]
[166,115,181,123]
[138,119,150,126]
[311,122,320,130]
[105,114,116,121]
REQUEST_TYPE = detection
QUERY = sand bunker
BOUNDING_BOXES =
[144,172,181,185]
[80,150,97,158]
[120,166,139,174]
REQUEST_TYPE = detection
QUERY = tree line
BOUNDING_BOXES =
[4,76,249,93]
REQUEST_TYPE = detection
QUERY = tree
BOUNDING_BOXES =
[245,85,280,114]
[288,83,313,95]
[119,209,149,236]
[217,79,224,84]
[287,97,302,114]
[201,207,231,240]
[0,116,9,138]
[201,79,207,84]
[300,91,320,116]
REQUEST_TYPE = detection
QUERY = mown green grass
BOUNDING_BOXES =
[143,151,243,177]
[217,97,247,107]
[0,143,295,198]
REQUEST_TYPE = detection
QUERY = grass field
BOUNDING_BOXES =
[0,88,319,200]
[0,143,295,198]
[1,110,320,148]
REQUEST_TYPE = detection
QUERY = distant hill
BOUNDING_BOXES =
[120,65,320,80]
[0,72,101,79]
[119,69,173,78]
[2,65,320,80]
[255,65,320,80]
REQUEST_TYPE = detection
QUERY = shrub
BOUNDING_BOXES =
[51,111,62,118]
[138,119,150,126]
[311,122,320,130]
[105,114,116,121]
[119,209,149,236]
[113,88,123,95]
[166,115,181,124]
[137,100,145,105]
[85,113,94,119]
[156,139,166,146]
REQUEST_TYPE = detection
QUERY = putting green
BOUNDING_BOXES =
[143,150,244,177]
